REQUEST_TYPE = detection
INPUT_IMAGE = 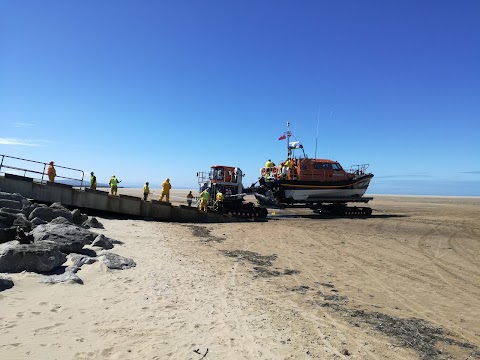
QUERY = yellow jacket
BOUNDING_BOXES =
[162,180,171,192]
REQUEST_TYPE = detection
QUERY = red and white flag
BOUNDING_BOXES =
[278,134,286,140]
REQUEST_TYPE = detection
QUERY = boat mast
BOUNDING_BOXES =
[287,121,291,159]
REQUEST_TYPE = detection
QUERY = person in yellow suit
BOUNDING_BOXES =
[159,178,172,202]
[199,188,210,212]
[90,172,97,190]
[109,175,121,196]
[143,182,150,201]
[214,189,224,211]
[47,161,56,182]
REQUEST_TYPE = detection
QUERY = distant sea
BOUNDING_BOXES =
[369,179,480,197]
[62,179,480,197]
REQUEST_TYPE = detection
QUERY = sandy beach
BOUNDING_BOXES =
[1,191,479,359]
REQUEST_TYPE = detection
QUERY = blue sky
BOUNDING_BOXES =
[1,1,479,195]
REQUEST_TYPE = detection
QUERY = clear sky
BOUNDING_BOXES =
[1,1,479,195]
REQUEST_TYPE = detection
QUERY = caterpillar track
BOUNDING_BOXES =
[217,200,268,220]
[311,203,373,217]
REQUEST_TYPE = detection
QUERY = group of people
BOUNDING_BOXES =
[142,178,171,202]
[265,158,294,179]
[47,161,210,209]
[198,188,224,212]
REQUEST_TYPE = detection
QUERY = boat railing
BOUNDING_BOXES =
[347,164,370,176]
[0,154,85,188]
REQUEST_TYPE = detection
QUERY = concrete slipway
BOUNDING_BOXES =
[0,174,253,223]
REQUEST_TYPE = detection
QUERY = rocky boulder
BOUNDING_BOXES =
[28,206,73,223]
[91,234,114,250]
[0,227,17,244]
[0,241,67,273]
[0,199,23,210]
[0,277,14,291]
[103,252,136,270]
[70,253,97,268]
[71,209,88,226]
[0,191,31,209]
[40,267,83,284]
[82,217,104,229]
[31,217,47,227]
[31,223,95,254]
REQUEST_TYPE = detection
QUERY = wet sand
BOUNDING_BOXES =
[1,192,479,359]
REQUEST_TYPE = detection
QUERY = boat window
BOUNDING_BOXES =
[323,163,333,170]
[314,163,323,170]
[301,165,307,170]
[332,163,342,171]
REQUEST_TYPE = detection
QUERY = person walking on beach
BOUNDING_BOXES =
[186,191,194,207]
[47,161,56,182]
[109,175,121,196]
[199,188,210,212]
[143,182,150,201]
[159,178,171,202]
[90,172,97,190]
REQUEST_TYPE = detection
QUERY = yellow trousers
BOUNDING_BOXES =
[160,192,170,202]
[199,200,208,212]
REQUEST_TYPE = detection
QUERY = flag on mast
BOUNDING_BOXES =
[278,134,286,140]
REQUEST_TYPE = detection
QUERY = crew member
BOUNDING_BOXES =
[90,172,97,190]
[215,189,224,211]
[47,161,56,182]
[109,175,121,196]
[143,182,150,201]
[186,191,194,207]
[199,188,210,212]
[159,178,172,202]
[265,159,273,175]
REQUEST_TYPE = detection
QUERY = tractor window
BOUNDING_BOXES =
[213,169,224,180]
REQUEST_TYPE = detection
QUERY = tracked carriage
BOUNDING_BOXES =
[197,165,268,220]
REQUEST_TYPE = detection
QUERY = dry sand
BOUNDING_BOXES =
[1,191,479,359]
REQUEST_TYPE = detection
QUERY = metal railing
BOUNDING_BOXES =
[0,154,85,189]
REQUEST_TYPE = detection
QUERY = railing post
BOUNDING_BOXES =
[41,164,46,184]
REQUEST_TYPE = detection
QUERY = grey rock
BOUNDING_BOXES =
[82,217,104,229]
[0,191,31,208]
[65,265,80,273]
[0,277,14,291]
[40,270,83,284]
[103,252,136,270]
[0,241,67,273]
[0,207,25,215]
[91,234,114,250]
[70,253,97,267]
[28,206,73,223]
[50,202,69,211]
[31,217,48,226]
[0,199,23,210]
[71,209,88,226]
[0,211,18,227]
[0,227,17,244]
[31,223,95,254]
[13,214,32,232]
[50,217,72,225]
